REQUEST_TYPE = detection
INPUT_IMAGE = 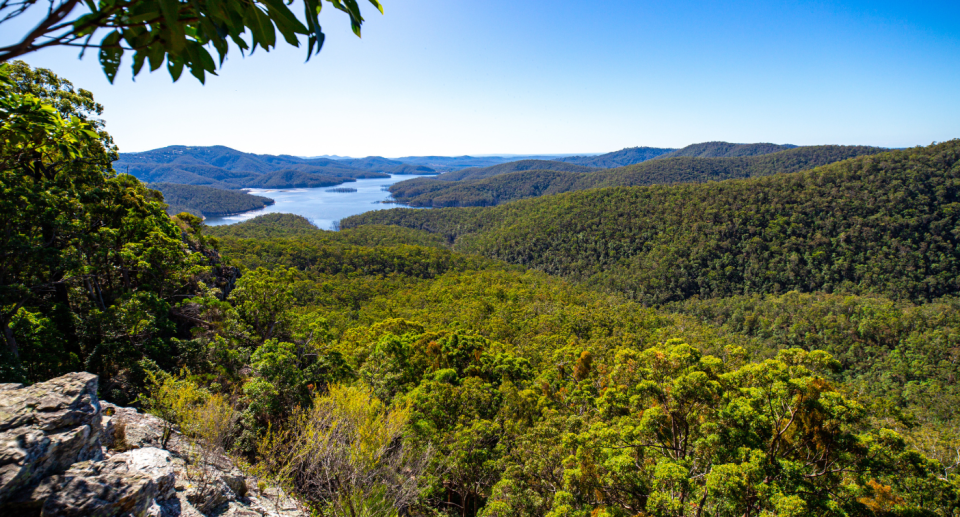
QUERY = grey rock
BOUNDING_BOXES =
[123,448,176,500]
[0,373,307,517]
[185,474,234,513]
[41,455,157,517]
[102,403,172,452]
[0,372,102,503]
[220,470,247,498]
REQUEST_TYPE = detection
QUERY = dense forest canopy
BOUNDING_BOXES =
[433,159,599,182]
[349,141,960,305]
[388,144,887,207]
[4,62,960,516]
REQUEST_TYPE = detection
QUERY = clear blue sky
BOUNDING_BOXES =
[7,0,960,156]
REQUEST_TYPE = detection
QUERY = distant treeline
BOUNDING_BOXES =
[345,141,960,304]
[656,141,797,158]
[387,145,887,207]
[434,159,598,182]
[558,146,675,167]
[150,182,274,217]
[553,142,796,168]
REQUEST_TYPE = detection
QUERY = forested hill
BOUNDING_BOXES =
[656,141,798,158]
[390,154,581,172]
[333,156,437,174]
[150,183,274,217]
[558,146,675,167]
[346,140,960,304]
[389,144,887,207]
[115,145,435,189]
[434,159,598,181]
[206,213,321,238]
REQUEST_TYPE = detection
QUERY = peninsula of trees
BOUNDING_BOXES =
[149,183,275,217]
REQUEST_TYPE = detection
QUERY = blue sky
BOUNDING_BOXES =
[7,0,960,156]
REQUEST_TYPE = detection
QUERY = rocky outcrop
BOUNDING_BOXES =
[0,373,306,517]
[0,372,103,504]
[102,402,173,452]
[40,452,162,517]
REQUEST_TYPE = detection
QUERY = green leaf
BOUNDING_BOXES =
[147,45,166,72]
[167,57,185,81]
[159,0,187,52]
[99,31,124,83]
[132,50,147,77]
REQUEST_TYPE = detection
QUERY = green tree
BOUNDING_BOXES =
[232,267,297,342]
[0,63,106,363]
[0,62,215,387]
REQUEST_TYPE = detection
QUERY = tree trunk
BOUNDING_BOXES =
[2,318,18,360]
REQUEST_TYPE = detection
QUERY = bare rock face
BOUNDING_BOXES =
[41,454,159,517]
[122,448,177,500]
[0,372,102,503]
[0,373,306,517]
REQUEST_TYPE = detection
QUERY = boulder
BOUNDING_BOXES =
[122,448,176,500]
[102,403,172,452]
[40,454,158,517]
[0,372,102,503]
[2,448,176,516]
[184,474,234,513]
[0,373,307,517]
[220,470,247,498]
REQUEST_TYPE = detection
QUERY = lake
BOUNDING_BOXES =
[204,174,420,230]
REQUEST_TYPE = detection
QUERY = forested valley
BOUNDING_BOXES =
[5,61,960,517]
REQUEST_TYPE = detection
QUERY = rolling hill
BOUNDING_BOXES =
[392,154,585,172]
[345,140,960,305]
[116,146,395,189]
[336,156,437,174]
[434,159,598,181]
[388,145,887,207]
[656,141,798,158]
[558,146,676,167]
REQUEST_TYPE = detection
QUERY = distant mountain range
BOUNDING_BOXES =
[388,143,887,207]
[115,146,438,190]
[117,141,813,194]
[390,155,585,172]
[559,147,676,167]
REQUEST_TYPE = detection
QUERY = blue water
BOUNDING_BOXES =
[204,175,418,230]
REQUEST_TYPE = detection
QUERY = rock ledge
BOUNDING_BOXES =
[0,373,305,517]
